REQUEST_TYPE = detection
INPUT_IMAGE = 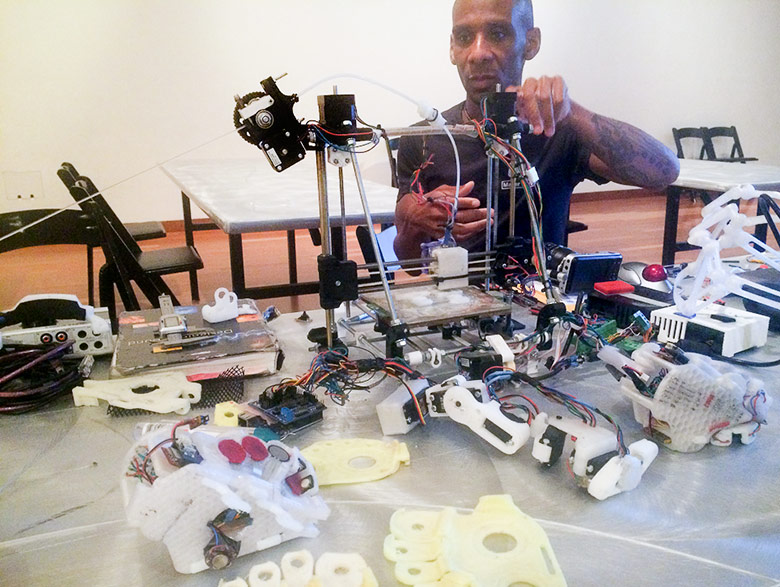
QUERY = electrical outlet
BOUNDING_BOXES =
[3,170,45,200]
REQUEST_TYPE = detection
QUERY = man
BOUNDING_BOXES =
[393,0,679,261]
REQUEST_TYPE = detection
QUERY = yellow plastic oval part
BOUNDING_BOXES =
[301,438,410,485]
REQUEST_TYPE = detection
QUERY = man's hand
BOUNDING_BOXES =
[508,75,571,137]
[394,181,488,260]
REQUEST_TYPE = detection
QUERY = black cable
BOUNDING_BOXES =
[677,339,780,367]
[0,342,82,414]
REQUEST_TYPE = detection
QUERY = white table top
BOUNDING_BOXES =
[163,159,398,234]
[674,159,780,192]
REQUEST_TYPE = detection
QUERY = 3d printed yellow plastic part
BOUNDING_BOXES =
[384,495,566,586]
[218,549,378,587]
[214,400,241,426]
[301,438,410,485]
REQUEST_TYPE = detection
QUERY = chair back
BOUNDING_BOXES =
[672,127,714,159]
[704,126,747,160]
[57,163,142,255]
[754,194,780,247]
[75,174,142,255]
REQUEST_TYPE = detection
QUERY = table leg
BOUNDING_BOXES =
[287,230,298,284]
[181,192,200,300]
[229,233,247,297]
[662,186,682,266]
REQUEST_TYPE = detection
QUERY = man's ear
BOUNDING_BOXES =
[449,35,456,64]
[524,27,541,60]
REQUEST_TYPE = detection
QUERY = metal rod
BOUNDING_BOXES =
[315,148,335,348]
[338,165,351,318]
[490,157,500,248]
[380,124,478,139]
[484,153,498,292]
[508,133,525,238]
[349,140,399,323]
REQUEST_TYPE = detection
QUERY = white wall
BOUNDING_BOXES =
[2,0,779,220]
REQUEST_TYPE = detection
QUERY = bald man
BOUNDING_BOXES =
[393,0,679,260]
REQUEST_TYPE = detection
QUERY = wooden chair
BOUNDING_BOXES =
[754,193,780,249]
[663,126,757,265]
[703,126,758,163]
[672,127,712,160]
[56,162,174,303]
[63,174,203,330]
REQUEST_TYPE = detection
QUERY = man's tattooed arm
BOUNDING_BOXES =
[566,102,680,189]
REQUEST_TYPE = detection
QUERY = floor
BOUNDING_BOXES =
[1,189,770,315]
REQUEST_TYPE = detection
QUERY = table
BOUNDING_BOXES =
[662,159,780,265]
[162,159,398,299]
[2,307,779,586]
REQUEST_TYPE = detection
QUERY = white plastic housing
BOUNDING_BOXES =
[122,425,329,573]
[651,304,769,357]
[442,385,530,454]
[376,379,429,436]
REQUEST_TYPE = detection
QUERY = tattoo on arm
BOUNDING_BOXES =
[590,114,679,188]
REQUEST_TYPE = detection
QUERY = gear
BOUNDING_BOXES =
[233,91,266,145]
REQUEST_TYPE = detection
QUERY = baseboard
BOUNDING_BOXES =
[572,187,665,203]
[162,219,216,232]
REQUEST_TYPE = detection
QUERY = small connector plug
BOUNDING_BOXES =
[187,414,209,429]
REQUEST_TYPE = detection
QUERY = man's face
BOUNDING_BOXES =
[450,0,538,105]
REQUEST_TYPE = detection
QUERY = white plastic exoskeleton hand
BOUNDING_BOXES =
[674,184,780,318]
[598,343,771,452]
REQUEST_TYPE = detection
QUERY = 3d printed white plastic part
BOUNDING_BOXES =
[218,549,378,587]
[425,376,530,454]
[214,400,242,426]
[530,413,658,500]
[443,385,530,454]
[72,372,201,414]
[301,438,410,485]
[384,494,566,586]
[202,288,240,323]
[673,184,780,318]
[122,423,329,573]
[650,304,769,357]
[599,343,771,452]
[424,375,482,418]
[486,333,516,369]
[376,379,429,436]
[430,246,469,290]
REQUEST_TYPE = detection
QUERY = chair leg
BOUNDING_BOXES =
[134,273,181,307]
[86,245,95,307]
[98,264,118,333]
[113,267,141,311]
[188,269,200,301]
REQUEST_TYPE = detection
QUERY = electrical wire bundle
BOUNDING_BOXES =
[468,99,555,299]
[306,122,379,153]
[262,350,428,422]
[126,416,209,485]
[482,366,628,456]
[0,342,85,414]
